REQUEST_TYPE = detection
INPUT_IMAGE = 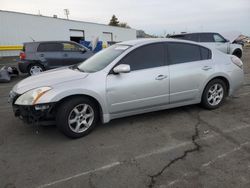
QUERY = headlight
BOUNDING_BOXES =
[15,87,52,105]
[231,56,243,69]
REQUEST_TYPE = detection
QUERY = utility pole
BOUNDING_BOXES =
[64,9,70,19]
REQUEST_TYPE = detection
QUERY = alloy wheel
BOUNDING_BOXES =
[68,104,94,133]
[207,83,224,106]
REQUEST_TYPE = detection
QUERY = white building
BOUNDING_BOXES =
[0,10,137,56]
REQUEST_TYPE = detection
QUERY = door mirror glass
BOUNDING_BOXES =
[113,64,130,74]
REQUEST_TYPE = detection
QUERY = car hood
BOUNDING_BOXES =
[13,67,88,94]
[221,31,241,43]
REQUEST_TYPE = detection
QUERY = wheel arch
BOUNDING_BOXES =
[202,76,230,97]
[54,94,104,122]
[27,61,45,73]
[232,48,242,58]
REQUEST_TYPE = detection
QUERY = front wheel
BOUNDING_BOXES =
[56,97,99,138]
[232,49,242,58]
[201,79,227,109]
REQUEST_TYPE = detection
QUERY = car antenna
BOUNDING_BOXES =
[30,36,35,42]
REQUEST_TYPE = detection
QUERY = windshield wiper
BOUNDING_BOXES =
[76,66,84,72]
[70,64,84,72]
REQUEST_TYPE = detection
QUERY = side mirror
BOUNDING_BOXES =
[79,48,86,53]
[113,64,130,74]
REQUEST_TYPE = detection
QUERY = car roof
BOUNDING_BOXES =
[170,32,219,36]
[118,38,202,47]
[24,41,79,45]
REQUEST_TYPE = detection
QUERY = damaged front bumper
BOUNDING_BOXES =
[13,103,56,125]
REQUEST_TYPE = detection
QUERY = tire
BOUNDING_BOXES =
[28,63,45,76]
[56,97,99,138]
[201,79,227,109]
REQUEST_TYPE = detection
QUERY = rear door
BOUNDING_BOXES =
[106,43,170,114]
[167,42,214,103]
[36,43,63,68]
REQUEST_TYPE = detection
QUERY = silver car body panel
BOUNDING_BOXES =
[11,38,244,123]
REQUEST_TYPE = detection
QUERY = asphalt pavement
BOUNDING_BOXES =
[1,49,250,188]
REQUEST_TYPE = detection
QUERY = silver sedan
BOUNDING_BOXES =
[9,38,244,138]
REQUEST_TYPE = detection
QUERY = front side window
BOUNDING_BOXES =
[200,33,214,42]
[77,45,130,73]
[63,43,82,51]
[213,34,226,43]
[167,43,202,64]
[37,43,63,52]
[118,43,165,71]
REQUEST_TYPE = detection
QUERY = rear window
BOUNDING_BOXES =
[200,33,214,42]
[169,35,186,40]
[169,34,199,42]
[185,34,199,42]
[23,43,37,52]
[37,43,63,52]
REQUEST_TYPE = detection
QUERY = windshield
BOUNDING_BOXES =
[77,44,130,73]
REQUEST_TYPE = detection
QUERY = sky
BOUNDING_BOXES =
[1,0,250,36]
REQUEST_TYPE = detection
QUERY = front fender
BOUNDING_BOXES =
[229,44,242,54]
[37,87,110,122]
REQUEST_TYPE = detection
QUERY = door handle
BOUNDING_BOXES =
[63,53,68,57]
[202,66,212,71]
[40,54,44,57]
[155,75,168,80]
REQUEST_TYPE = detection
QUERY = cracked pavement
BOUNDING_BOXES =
[1,48,250,188]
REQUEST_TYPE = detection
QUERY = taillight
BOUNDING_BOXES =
[231,56,243,69]
[19,52,26,60]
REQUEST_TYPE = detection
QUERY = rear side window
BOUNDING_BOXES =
[118,43,165,71]
[200,33,214,42]
[37,43,63,52]
[167,43,201,64]
[185,34,199,42]
[200,47,212,60]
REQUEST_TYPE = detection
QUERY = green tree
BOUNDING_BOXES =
[109,15,119,26]
[119,22,131,28]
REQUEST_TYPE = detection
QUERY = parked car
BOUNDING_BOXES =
[168,32,243,58]
[18,41,94,75]
[9,39,244,138]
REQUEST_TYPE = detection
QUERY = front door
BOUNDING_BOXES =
[212,33,229,54]
[106,43,170,114]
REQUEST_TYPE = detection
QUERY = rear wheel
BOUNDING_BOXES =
[201,79,227,109]
[56,97,99,138]
[28,63,45,76]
